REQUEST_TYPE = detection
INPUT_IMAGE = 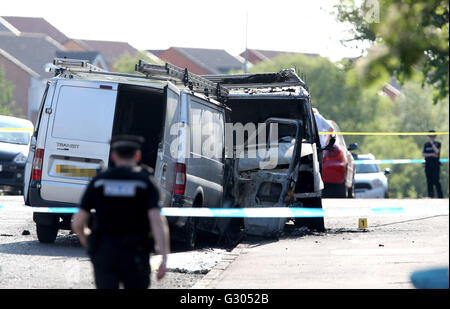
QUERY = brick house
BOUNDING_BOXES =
[0,33,63,122]
[0,16,140,71]
[0,16,69,45]
[156,47,244,75]
[240,49,319,65]
[63,39,139,70]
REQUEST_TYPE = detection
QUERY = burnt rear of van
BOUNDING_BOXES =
[112,84,166,170]
[111,83,179,208]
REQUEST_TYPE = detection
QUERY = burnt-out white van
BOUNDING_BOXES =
[25,59,228,245]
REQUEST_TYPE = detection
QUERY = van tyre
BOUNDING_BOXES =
[36,224,58,243]
[222,218,244,247]
[294,197,325,232]
[183,217,197,250]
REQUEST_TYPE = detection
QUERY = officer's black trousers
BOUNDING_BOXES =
[90,239,150,289]
[425,164,443,198]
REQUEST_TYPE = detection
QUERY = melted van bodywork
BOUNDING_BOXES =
[217,85,325,237]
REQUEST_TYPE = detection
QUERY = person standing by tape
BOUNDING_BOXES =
[422,130,443,198]
[72,135,170,289]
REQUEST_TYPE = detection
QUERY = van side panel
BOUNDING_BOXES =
[40,81,117,204]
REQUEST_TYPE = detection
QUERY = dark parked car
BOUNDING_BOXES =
[0,115,33,195]
[321,120,358,198]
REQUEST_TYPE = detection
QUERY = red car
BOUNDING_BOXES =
[321,121,358,198]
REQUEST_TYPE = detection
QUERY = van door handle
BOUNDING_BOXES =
[161,164,167,181]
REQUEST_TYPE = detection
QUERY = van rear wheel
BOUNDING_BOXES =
[36,224,58,243]
[183,217,197,250]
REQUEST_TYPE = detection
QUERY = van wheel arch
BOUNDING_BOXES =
[193,194,203,207]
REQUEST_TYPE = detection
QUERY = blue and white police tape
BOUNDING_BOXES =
[354,158,449,165]
[9,205,447,218]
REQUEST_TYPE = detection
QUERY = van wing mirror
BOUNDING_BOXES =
[384,168,391,176]
[347,143,358,151]
[322,135,336,151]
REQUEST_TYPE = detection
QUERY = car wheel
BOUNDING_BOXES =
[36,224,58,243]
[347,178,355,198]
[335,182,348,198]
[294,197,325,232]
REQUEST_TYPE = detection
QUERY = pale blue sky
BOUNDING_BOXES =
[2,0,367,61]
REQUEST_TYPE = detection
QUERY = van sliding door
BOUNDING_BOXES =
[154,82,180,207]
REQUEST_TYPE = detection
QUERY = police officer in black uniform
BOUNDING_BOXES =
[72,135,170,289]
[422,130,443,198]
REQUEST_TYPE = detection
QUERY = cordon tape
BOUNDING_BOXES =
[0,129,447,218]
[0,128,33,132]
[0,205,447,218]
[354,158,449,165]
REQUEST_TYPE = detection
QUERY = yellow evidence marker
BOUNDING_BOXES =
[358,218,368,229]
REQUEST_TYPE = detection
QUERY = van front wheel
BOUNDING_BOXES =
[294,197,325,232]
[36,224,58,243]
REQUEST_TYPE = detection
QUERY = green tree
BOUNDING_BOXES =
[247,54,448,197]
[361,81,449,198]
[113,51,163,74]
[335,0,449,104]
[248,53,390,133]
[0,65,16,116]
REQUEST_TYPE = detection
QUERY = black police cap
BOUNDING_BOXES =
[110,135,145,150]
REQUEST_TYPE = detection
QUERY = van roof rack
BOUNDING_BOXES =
[50,58,149,79]
[49,58,229,100]
[52,58,107,73]
[201,69,308,91]
[135,60,229,99]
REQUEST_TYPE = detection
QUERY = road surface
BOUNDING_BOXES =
[0,196,448,289]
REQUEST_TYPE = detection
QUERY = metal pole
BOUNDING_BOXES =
[244,12,248,73]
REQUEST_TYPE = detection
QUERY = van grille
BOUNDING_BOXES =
[0,154,15,162]
[0,171,16,179]
[355,183,372,190]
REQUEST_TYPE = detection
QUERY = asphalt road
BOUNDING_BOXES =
[0,196,448,289]
[196,199,449,289]
[0,196,229,289]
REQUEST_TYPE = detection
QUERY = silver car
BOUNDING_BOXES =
[354,154,390,198]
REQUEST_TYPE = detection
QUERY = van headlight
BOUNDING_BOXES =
[14,152,27,164]
[373,179,383,188]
